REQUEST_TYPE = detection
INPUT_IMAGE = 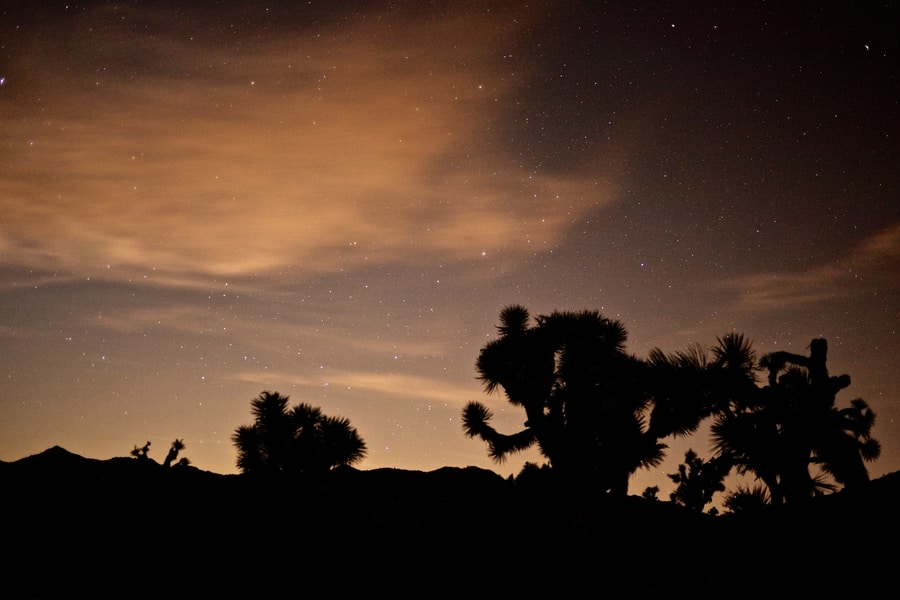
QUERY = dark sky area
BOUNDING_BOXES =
[1,1,897,495]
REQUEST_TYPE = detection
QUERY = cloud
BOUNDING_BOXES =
[723,223,900,313]
[0,4,620,285]
[232,368,480,407]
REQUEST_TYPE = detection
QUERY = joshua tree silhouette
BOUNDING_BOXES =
[712,338,880,506]
[668,449,731,512]
[232,391,367,478]
[130,439,190,467]
[131,441,151,460]
[163,439,188,468]
[463,305,669,495]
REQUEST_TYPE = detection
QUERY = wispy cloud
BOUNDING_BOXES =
[232,368,480,406]
[1,4,620,285]
[723,224,900,313]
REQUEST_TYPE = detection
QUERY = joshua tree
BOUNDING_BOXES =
[163,439,186,468]
[711,338,880,506]
[130,439,190,467]
[233,391,367,478]
[668,449,732,513]
[642,486,660,501]
[463,306,668,495]
[131,441,151,460]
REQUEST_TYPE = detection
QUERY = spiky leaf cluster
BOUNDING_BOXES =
[233,391,366,477]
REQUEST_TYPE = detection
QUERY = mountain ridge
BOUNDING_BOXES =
[2,446,897,598]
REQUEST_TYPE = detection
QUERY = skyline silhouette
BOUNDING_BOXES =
[3,443,897,597]
[1,2,897,499]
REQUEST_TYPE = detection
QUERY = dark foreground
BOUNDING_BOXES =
[2,447,897,599]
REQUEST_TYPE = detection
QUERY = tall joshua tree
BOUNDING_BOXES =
[462,306,666,495]
[233,391,367,478]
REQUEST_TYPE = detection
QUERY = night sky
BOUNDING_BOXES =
[2,1,897,495]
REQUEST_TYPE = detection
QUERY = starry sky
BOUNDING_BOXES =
[1,1,898,494]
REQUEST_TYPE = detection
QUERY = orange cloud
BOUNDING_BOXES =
[1,5,621,286]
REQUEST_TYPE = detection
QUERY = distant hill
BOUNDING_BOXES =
[2,447,897,598]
